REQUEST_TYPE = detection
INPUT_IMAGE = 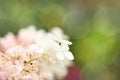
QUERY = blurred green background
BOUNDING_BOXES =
[0,0,120,80]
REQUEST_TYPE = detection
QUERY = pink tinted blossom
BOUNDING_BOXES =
[0,67,9,80]
[0,26,74,80]
[0,33,18,50]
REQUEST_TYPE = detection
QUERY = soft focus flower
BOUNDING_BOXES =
[48,27,74,60]
[0,25,74,80]
[0,32,18,50]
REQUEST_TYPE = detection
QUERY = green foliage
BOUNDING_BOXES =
[39,4,66,28]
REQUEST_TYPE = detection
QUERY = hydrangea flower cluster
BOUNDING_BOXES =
[0,25,74,80]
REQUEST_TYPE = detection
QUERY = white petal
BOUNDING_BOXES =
[35,48,44,54]
[56,53,65,60]
[61,40,72,45]
[48,33,58,41]
[64,51,74,60]
[53,42,61,51]
[49,58,56,64]
[22,75,32,79]
[61,43,69,51]
[29,44,39,51]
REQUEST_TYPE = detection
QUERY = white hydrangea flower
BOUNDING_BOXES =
[0,25,74,80]
[48,27,74,60]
